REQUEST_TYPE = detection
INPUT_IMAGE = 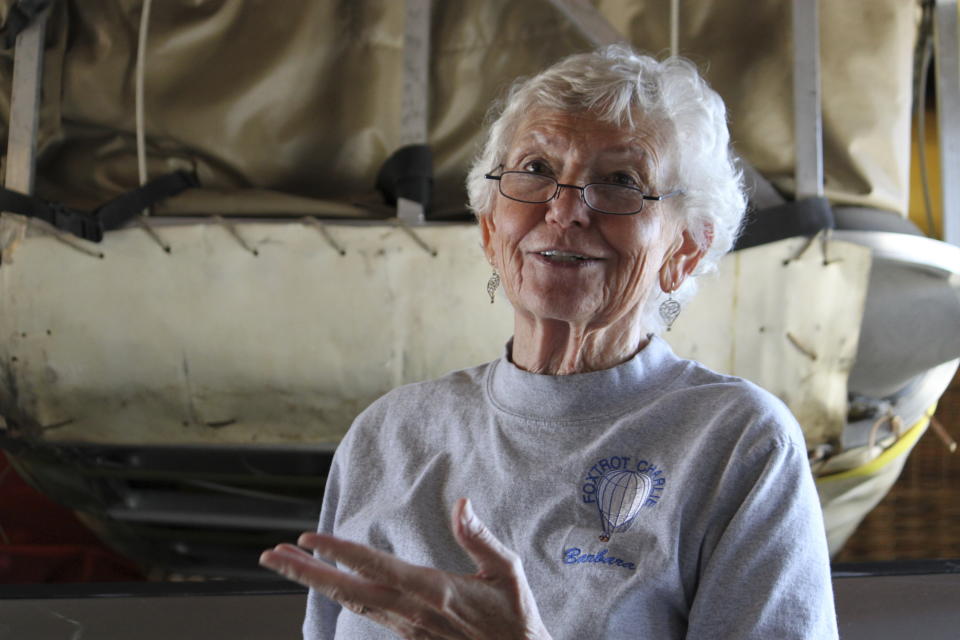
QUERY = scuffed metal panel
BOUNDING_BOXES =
[0,222,514,445]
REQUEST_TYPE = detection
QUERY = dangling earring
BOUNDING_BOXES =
[487,270,500,304]
[659,288,681,331]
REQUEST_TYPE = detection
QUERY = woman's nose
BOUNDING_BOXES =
[544,185,592,228]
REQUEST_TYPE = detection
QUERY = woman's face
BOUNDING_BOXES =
[480,110,702,332]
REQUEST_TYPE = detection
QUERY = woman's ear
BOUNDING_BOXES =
[660,225,711,291]
[478,213,497,266]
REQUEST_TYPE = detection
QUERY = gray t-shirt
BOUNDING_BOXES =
[305,337,838,639]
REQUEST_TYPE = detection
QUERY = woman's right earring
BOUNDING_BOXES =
[486,270,500,304]
[659,293,681,331]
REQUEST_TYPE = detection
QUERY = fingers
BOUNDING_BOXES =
[259,544,402,614]
[261,507,540,640]
[451,498,519,578]
[261,541,470,640]
[268,542,312,560]
[296,533,449,609]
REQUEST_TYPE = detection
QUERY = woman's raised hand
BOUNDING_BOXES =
[259,498,552,640]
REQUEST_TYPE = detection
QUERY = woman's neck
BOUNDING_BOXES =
[510,312,649,375]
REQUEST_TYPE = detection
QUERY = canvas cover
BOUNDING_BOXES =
[0,223,514,445]
[670,236,872,452]
[0,0,918,218]
[0,226,869,450]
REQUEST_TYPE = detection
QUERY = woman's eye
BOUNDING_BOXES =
[607,173,639,187]
[522,160,550,175]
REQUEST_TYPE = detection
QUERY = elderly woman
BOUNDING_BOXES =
[261,46,838,639]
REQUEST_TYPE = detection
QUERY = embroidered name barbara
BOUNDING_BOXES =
[562,547,636,571]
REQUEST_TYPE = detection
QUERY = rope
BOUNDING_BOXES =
[135,0,153,194]
[133,0,172,253]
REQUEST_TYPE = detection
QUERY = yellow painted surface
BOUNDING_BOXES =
[909,107,944,238]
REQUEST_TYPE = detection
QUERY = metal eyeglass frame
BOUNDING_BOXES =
[484,170,683,216]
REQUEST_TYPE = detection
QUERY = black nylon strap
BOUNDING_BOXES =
[733,196,834,252]
[375,144,433,215]
[94,170,199,229]
[0,170,198,243]
[0,188,102,241]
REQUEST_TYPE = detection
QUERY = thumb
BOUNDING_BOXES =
[452,498,518,578]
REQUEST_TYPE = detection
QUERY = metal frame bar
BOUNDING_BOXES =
[670,0,680,56]
[397,0,431,225]
[3,8,48,195]
[934,0,960,245]
[399,0,430,148]
[0,6,49,260]
[792,0,824,200]
[0,438,337,475]
[106,489,320,531]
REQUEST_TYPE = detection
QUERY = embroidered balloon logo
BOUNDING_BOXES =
[596,469,652,541]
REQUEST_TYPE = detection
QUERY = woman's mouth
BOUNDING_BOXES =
[534,250,602,265]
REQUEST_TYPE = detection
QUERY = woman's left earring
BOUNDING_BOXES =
[487,270,500,304]
[659,291,681,331]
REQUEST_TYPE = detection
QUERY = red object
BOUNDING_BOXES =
[0,451,145,583]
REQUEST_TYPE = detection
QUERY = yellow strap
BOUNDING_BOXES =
[816,405,936,484]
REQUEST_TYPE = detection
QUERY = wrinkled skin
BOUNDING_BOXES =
[260,111,708,638]
[260,499,551,640]
[480,110,705,375]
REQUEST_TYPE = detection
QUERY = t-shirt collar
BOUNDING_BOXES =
[485,335,678,422]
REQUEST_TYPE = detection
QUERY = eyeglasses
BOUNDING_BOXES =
[485,170,682,216]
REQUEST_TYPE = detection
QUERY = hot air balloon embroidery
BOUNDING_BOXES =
[595,469,653,542]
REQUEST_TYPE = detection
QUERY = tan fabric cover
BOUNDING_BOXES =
[596,0,918,215]
[2,0,591,215]
[0,0,917,217]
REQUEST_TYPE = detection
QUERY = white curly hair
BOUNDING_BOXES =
[466,45,746,334]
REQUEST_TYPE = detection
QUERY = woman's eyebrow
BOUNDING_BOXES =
[593,148,657,181]
[596,143,645,157]
[510,130,657,180]
[506,138,560,163]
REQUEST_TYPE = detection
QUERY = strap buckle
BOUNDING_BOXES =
[45,201,104,243]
